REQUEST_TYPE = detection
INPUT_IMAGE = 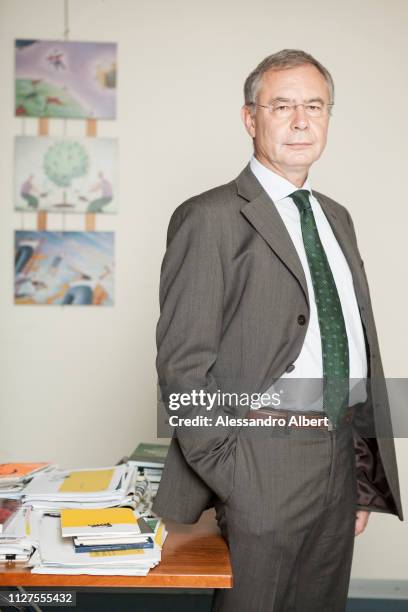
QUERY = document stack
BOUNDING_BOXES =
[29,508,167,575]
[22,464,139,512]
[0,505,42,564]
[128,443,169,497]
[0,463,53,499]
[131,478,153,516]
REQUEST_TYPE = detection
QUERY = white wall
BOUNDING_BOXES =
[0,0,407,581]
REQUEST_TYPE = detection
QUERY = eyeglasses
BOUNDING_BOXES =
[249,101,334,119]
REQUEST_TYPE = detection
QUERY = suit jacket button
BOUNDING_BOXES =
[286,364,295,373]
[297,314,306,325]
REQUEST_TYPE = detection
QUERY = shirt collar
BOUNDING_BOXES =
[250,155,312,203]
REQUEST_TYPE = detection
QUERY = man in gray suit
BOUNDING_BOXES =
[153,49,403,611]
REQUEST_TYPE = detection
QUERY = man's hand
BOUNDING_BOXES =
[355,510,370,536]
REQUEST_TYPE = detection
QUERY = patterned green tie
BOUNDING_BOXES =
[290,189,349,427]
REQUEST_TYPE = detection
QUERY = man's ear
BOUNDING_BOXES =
[241,105,256,138]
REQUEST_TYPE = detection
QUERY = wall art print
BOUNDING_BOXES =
[14,231,114,306]
[15,136,117,213]
[15,39,117,119]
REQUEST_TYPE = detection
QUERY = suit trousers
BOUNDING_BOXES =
[211,419,358,612]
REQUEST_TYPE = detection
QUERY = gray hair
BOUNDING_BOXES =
[244,49,334,108]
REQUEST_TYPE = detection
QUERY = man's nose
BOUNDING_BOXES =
[291,105,309,130]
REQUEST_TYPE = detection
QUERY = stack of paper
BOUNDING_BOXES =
[72,515,164,553]
[0,505,42,564]
[0,463,53,499]
[23,464,137,511]
[123,477,151,514]
[128,443,169,497]
[29,513,167,575]
[61,507,158,552]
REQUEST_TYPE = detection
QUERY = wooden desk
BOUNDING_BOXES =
[0,509,232,589]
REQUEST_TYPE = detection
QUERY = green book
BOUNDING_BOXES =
[129,443,169,468]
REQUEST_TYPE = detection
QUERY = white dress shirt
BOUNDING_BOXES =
[250,155,367,411]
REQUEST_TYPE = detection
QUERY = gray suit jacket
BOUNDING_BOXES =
[152,164,403,523]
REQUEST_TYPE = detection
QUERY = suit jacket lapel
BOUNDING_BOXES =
[237,164,309,307]
[236,164,368,315]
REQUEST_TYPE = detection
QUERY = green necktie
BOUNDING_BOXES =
[290,189,349,427]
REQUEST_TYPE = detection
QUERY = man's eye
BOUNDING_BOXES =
[307,105,321,112]
[275,105,290,111]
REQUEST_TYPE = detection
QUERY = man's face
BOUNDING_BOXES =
[241,63,331,182]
